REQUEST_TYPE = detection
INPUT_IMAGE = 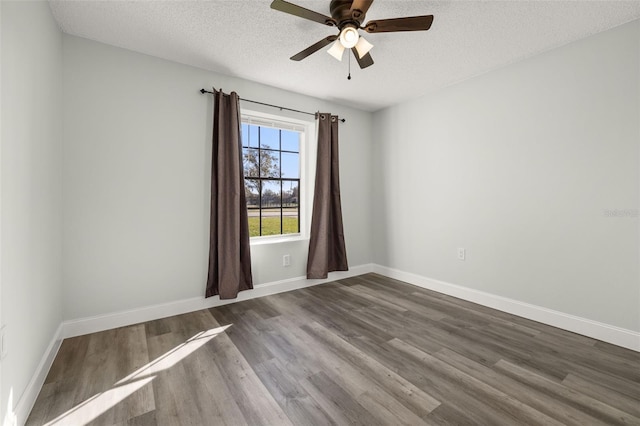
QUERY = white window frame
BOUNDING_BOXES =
[241,109,316,245]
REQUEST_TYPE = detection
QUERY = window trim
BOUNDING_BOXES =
[241,109,315,244]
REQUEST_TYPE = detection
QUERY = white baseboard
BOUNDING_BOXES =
[62,262,639,349]
[14,323,63,426]
[62,264,374,339]
[372,265,640,352]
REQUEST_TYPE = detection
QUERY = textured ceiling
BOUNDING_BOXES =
[49,0,640,111]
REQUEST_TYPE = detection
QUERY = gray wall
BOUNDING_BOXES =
[372,20,640,331]
[62,35,373,320]
[1,1,63,420]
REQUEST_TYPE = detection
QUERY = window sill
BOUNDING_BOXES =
[250,234,308,246]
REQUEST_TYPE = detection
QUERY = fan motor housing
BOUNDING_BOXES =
[330,0,363,26]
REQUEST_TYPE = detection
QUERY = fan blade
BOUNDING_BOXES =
[363,15,433,33]
[271,0,334,26]
[291,35,338,61]
[350,0,374,16]
[351,48,374,69]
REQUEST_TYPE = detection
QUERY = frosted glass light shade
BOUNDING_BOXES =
[339,26,359,48]
[327,40,345,61]
[354,36,373,58]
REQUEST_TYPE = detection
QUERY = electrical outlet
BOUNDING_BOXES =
[1,325,7,359]
[457,248,466,261]
[283,254,291,267]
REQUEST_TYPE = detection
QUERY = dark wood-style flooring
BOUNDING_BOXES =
[27,273,640,425]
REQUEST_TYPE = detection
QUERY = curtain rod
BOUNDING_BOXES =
[200,88,346,123]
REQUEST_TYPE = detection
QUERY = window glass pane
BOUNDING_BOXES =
[241,123,249,148]
[281,152,299,179]
[243,148,260,178]
[260,127,280,150]
[282,209,299,235]
[244,178,260,208]
[261,180,281,209]
[248,125,259,148]
[248,215,260,237]
[245,178,260,237]
[261,216,281,237]
[282,181,299,208]
[261,179,281,236]
[281,130,300,152]
[260,147,280,178]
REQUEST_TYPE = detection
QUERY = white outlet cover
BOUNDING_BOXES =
[0,325,7,359]
[457,248,466,260]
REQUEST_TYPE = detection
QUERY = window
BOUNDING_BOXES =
[242,115,304,239]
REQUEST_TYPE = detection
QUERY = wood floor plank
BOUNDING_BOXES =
[205,325,292,426]
[356,389,433,426]
[426,402,489,426]
[296,374,360,426]
[43,335,89,384]
[114,410,157,426]
[301,298,394,344]
[301,321,441,415]
[562,373,640,418]
[144,319,171,338]
[353,340,522,426]
[302,371,384,426]
[494,359,640,425]
[146,332,207,426]
[27,273,640,425]
[341,283,424,314]
[409,291,543,338]
[432,347,607,425]
[24,382,57,426]
[438,315,572,381]
[532,331,640,382]
[387,338,563,426]
[253,357,334,425]
[76,330,122,426]
[112,325,155,423]
[560,362,640,401]
[400,310,506,366]
[217,318,275,366]
[334,283,409,313]
[186,339,249,426]
[593,339,640,362]
[265,314,436,422]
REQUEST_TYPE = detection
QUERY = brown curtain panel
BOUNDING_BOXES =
[206,90,253,299]
[307,113,348,279]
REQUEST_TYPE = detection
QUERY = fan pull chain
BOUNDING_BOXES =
[347,51,351,80]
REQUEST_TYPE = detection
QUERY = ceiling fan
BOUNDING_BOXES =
[270,0,434,70]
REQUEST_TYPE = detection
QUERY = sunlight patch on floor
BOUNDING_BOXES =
[43,324,232,426]
[44,377,155,426]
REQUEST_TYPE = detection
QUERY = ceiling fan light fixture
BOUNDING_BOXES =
[339,25,359,48]
[327,39,345,61]
[354,36,373,58]
[271,0,434,71]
